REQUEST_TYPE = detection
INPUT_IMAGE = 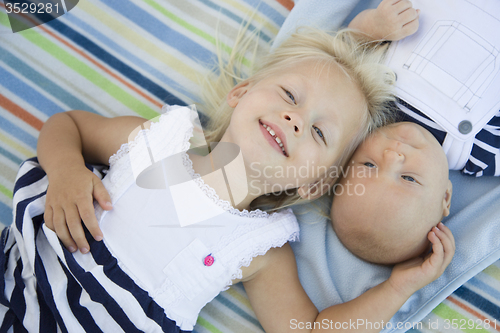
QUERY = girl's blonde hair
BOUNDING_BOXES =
[198,27,396,211]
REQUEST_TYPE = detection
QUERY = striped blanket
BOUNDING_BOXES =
[0,0,499,332]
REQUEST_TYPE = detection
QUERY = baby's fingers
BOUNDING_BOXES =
[427,229,444,266]
[434,223,455,265]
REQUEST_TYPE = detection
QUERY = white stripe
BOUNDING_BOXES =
[468,155,488,170]
[37,229,86,333]
[482,124,500,136]
[77,289,124,333]
[473,138,498,155]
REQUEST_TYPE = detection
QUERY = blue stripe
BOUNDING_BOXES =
[455,286,500,319]
[241,0,285,26]
[60,12,198,103]
[0,45,100,114]
[487,113,500,127]
[104,0,215,63]
[0,201,13,227]
[196,0,272,43]
[62,243,143,332]
[468,276,500,302]
[36,283,57,333]
[0,67,65,117]
[14,191,46,234]
[0,115,38,150]
[0,228,11,307]
[88,230,187,332]
[34,244,69,333]
[43,16,187,107]
[10,259,27,330]
[216,292,262,328]
[0,145,23,166]
[467,144,495,176]
[13,159,45,197]
[395,99,447,145]
[475,128,500,149]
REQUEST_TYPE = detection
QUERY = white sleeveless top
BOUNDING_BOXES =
[95,105,299,330]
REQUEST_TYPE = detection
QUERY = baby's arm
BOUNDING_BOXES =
[243,223,454,332]
[38,111,146,253]
[348,0,420,41]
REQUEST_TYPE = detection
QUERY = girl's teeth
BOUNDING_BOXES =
[262,122,287,156]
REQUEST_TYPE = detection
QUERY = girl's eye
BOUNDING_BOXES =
[364,162,376,168]
[401,175,416,183]
[313,126,326,144]
[283,88,296,104]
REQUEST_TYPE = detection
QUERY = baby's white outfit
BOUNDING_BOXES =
[0,105,299,332]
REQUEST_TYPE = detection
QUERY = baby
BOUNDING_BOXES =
[331,121,453,265]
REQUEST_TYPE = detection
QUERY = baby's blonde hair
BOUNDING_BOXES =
[198,27,396,211]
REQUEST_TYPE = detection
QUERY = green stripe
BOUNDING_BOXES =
[143,0,252,67]
[2,14,159,119]
[0,184,13,199]
[433,303,491,332]
[0,9,10,29]
[197,315,224,333]
[483,264,500,281]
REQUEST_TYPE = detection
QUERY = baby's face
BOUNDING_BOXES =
[331,122,452,264]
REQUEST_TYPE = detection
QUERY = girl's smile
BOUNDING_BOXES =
[259,120,288,157]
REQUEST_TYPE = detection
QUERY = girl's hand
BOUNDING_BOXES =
[349,0,420,41]
[387,223,455,298]
[44,164,112,253]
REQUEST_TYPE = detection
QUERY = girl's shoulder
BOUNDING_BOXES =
[109,105,196,167]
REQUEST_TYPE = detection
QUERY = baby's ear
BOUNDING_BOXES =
[442,179,453,217]
[227,81,253,108]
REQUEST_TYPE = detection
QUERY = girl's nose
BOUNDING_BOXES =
[283,111,304,135]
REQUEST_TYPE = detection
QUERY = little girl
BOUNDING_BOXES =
[1,28,453,332]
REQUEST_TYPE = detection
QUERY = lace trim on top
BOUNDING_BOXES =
[181,152,278,218]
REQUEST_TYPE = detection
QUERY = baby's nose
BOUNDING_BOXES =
[383,149,405,166]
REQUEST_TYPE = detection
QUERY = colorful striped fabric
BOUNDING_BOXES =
[0,0,499,332]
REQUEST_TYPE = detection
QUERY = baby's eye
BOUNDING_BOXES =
[401,175,416,183]
[364,162,376,168]
[282,88,296,104]
[313,126,326,144]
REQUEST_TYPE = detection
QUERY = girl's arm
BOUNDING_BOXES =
[243,223,454,332]
[38,111,147,253]
[348,0,420,41]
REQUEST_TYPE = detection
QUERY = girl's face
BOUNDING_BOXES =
[222,59,367,198]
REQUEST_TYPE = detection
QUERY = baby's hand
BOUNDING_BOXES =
[387,223,455,298]
[349,0,420,41]
[44,165,112,254]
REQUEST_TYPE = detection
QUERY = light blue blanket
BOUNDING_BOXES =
[277,1,500,331]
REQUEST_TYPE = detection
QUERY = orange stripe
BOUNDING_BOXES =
[0,94,44,131]
[275,0,294,11]
[0,3,163,109]
[447,295,500,332]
